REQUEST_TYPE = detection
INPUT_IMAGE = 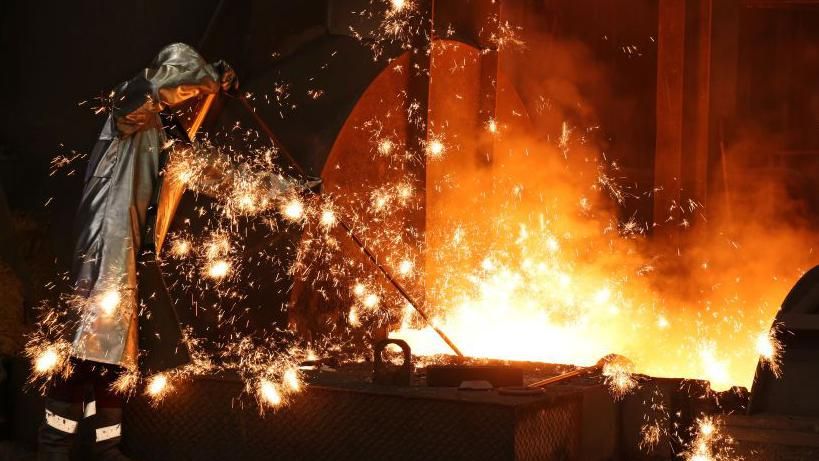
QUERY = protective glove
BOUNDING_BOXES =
[304,176,323,195]
[212,60,239,96]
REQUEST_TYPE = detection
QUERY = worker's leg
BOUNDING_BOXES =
[89,363,131,461]
[37,360,88,461]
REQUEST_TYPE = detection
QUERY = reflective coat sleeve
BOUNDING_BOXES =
[113,43,222,137]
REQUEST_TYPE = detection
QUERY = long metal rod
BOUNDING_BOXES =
[336,219,463,357]
[236,95,464,357]
[188,94,216,141]
[527,367,596,389]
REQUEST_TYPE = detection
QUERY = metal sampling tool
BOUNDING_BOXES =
[527,354,631,388]
[235,95,464,358]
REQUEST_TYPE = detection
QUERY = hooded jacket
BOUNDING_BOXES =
[71,43,228,367]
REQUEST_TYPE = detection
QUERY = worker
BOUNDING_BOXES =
[37,43,238,461]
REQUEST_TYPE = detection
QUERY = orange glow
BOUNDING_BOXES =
[386,40,815,390]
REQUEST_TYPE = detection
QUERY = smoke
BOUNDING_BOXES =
[399,26,819,390]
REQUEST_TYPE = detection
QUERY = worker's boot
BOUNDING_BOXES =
[92,406,131,461]
[38,398,82,461]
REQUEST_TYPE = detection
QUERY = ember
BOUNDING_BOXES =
[96,289,121,317]
[258,379,283,408]
[33,347,60,376]
[146,373,171,402]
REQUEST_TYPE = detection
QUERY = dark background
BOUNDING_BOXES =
[0,1,219,210]
[0,0,340,266]
[0,0,395,338]
[3,0,815,321]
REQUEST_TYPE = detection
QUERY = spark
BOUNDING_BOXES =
[486,117,498,134]
[594,287,611,305]
[602,360,638,400]
[426,138,446,160]
[283,368,302,393]
[545,236,560,253]
[111,367,140,396]
[348,307,361,327]
[488,20,525,50]
[170,238,192,258]
[97,290,121,317]
[204,233,231,260]
[756,327,783,377]
[146,373,170,402]
[235,193,257,213]
[363,293,380,310]
[34,347,60,375]
[558,121,571,157]
[377,138,395,156]
[700,419,715,438]
[320,208,337,229]
[352,283,367,297]
[398,259,414,276]
[399,303,416,329]
[258,379,283,408]
[395,182,413,201]
[206,259,231,280]
[480,257,495,272]
[640,424,663,450]
[755,331,775,358]
[683,416,738,461]
[452,226,464,244]
[388,0,409,14]
[371,190,391,212]
[281,198,305,222]
[579,196,591,212]
[638,389,669,451]
[177,169,194,184]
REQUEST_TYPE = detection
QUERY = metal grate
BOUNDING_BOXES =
[124,376,582,461]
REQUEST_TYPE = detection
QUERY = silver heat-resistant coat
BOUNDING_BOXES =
[71,43,226,367]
